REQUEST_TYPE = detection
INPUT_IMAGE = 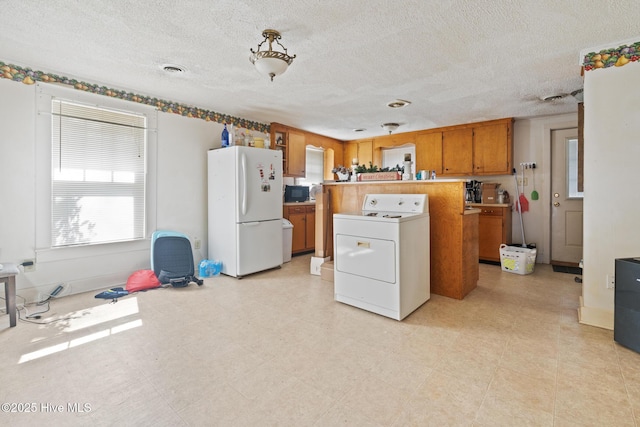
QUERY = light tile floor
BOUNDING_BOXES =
[1,254,639,426]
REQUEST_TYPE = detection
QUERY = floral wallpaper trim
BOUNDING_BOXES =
[582,41,640,71]
[0,60,270,133]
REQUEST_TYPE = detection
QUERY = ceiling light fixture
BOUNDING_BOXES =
[387,99,411,109]
[381,123,400,134]
[250,29,296,82]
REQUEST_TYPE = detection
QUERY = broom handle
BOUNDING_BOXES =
[513,169,527,247]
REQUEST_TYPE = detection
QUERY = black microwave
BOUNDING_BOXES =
[284,185,309,203]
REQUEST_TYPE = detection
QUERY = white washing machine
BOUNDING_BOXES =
[333,194,430,320]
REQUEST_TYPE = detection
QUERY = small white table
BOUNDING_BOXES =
[0,263,18,327]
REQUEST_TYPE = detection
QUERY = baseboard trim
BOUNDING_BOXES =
[578,296,614,330]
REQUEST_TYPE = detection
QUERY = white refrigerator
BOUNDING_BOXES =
[208,146,283,277]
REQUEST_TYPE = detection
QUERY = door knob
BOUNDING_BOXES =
[553,201,560,207]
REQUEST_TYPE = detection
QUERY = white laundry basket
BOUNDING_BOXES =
[500,244,537,275]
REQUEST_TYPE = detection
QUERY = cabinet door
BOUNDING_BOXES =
[442,128,473,175]
[415,131,443,174]
[305,207,316,250]
[287,131,306,177]
[478,213,504,262]
[358,140,373,167]
[271,125,287,173]
[343,142,358,168]
[287,208,307,253]
[474,123,511,175]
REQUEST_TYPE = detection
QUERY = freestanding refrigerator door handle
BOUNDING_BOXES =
[241,152,247,216]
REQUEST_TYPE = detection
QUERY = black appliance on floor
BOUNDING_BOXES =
[614,257,640,353]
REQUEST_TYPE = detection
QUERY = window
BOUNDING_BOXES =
[567,137,584,199]
[36,83,157,254]
[50,100,147,247]
[381,145,416,170]
[297,147,324,186]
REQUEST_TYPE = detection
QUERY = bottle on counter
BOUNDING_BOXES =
[431,170,436,180]
[221,124,229,147]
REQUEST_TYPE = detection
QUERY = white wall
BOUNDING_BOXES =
[0,78,265,301]
[580,58,640,329]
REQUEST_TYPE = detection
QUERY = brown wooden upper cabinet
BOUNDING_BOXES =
[473,121,512,175]
[271,123,306,177]
[440,118,513,176]
[343,139,373,168]
[415,131,443,174]
[442,127,474,175]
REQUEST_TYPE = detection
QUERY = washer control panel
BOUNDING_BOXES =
[362,194,428,214]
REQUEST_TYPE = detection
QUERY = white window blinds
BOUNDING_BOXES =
[51,99,147,247]
[297,147,324,186]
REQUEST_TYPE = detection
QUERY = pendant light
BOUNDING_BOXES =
[250,29,296,81]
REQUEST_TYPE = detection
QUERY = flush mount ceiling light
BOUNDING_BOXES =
[381,123,400,134]
[387,99,411,109]
[250,29,296,82]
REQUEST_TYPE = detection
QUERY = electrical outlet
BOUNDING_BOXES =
[23,259,35,272]
[606,274,615,289]
[194,238,201,250]
[517,177,528,186]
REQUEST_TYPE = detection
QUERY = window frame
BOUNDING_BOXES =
[35,83,158,261]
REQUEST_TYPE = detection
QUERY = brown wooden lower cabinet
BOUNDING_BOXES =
[284,205,315,254]
[474,205,512,262]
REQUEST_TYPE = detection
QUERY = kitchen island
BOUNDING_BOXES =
[316,179,479,300]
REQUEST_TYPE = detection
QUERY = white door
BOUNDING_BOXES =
[236,147,283,223]
[551,128,583,265]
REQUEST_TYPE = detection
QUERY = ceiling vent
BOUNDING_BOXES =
[387,99,411,109]
[541,94,565,102]
[162,64,187,74]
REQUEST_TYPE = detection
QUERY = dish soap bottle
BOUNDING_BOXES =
[221,124,229,147]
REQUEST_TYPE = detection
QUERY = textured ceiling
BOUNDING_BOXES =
[2,0,640,140]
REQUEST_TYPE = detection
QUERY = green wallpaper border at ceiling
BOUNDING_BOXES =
[0,60,270,133]
[582,40,640,71]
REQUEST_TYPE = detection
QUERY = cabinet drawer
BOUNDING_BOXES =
[479,208,504,217]
[306,206,315,213]
[288,206,306,214]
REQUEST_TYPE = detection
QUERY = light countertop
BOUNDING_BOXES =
[323,179,468,185]
[469,203,512,208]
[283,201,316,206]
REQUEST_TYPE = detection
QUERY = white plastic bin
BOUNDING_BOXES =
[282,219,293,263]
[500,244,537,275]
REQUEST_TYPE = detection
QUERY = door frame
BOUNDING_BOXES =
[536,116,579,265]
[550,127,582,266]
